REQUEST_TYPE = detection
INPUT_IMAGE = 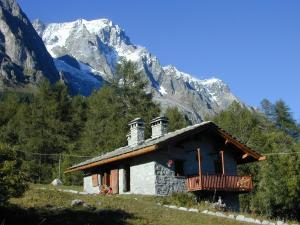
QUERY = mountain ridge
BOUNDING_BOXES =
[33,18,240,123]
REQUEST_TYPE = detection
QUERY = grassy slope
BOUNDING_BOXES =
[0,184,247,225]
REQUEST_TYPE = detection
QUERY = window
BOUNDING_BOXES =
[174,160,184,176]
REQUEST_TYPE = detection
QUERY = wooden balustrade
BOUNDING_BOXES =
[186,174,253,192]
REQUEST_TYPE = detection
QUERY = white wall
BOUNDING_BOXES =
[118,168,125,194]
[83,174,100,194]
[130,161,156,195]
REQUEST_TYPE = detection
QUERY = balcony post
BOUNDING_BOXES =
[197,148,202,188]
[220,150,225,175]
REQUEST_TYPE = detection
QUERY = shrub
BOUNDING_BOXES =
[0,144,28,204]
[159,192,196,207]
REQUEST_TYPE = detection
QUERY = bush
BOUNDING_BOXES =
[159,192,196,207]
[0,144,28,204]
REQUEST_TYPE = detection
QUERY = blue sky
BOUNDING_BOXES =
[17,0,300,121]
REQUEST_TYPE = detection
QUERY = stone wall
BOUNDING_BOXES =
[155,160,187,196]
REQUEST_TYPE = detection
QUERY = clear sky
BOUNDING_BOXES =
[17,0,300,121]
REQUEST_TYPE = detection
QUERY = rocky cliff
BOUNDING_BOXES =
[0,0,59,90]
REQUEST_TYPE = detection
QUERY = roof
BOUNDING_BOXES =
[65,121,266,173]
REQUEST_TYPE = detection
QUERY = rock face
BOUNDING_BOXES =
[34,18,240,122]
[0,0,59,90]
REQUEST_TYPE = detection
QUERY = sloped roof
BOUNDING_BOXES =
[65,121,266,173]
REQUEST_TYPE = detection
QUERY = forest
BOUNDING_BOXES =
[0,61,299,220]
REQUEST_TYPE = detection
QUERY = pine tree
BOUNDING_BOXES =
[211,100,300,220]
[273,100,298,137]
[165,107,188,132]
[274,100,294,128]
[260,98,275,122]
[80,60,160,156]
[15,81,75,182]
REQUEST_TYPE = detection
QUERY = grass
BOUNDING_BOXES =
[0,184,247,225]
[32,183,83,192]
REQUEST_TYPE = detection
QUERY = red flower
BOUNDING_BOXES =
[167,159,174,167]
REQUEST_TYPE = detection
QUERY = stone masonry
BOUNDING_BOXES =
[155,161,186,196]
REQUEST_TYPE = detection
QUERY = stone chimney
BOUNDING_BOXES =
[150,116,168,139]
[127,118,145,147]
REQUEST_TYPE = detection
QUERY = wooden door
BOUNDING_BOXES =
[102,172,111,186]
[110,169,119,194]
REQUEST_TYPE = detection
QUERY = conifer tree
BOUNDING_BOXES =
[165,107,188,132]
[273,100,298,136]
[211,101,300,220]
[80,60,160,156]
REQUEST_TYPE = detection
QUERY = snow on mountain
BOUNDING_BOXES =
[33,18,240,123]
[54,59,103,96]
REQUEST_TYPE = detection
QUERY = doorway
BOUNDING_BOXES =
[102,171,111,186]
[124,165,130,192]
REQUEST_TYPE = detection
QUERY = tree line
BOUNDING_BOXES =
[211,100,300,220]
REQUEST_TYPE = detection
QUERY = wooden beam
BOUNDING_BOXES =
[197,148,202,176]
[220,150,225,175]
[216,129,262,161]
[242,153,249,159]
[197,148,203,189]
[65,145,158,173]
[259,156,267,161]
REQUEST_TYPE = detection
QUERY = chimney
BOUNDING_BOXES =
[150,116,168,139]
[127,118,145,147]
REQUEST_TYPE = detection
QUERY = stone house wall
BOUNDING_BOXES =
[154,159,187,195]
[83,133,238,196]
[83,173,101,194]
[118,154,156,195]
[130,160,156,195]
[118,168,125,194]
[224,150,237,175]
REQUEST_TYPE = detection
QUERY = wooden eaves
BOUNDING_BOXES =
[214,126,266,162]
[65,144,158,173]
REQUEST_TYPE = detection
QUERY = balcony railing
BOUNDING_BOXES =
[186,174,253,192]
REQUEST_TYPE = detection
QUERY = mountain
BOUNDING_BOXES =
[0,0,59,91]
[33,18,239,122]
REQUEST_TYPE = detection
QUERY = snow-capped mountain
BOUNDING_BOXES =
[33,18,239,123]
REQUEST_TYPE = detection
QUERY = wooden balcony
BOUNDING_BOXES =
[186,174,253,192]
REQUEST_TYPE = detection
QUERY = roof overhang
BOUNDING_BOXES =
[65,144,158,173]
[213,126,266,163]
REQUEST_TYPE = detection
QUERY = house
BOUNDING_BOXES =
[66,117,266,210]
